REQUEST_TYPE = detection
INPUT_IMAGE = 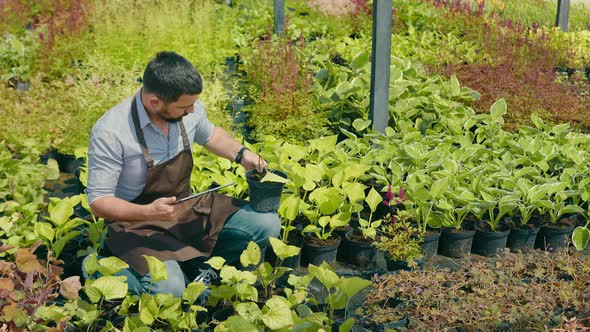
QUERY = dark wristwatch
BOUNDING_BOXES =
[235,146,249,165]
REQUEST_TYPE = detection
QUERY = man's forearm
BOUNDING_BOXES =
[90,196,153,222]
[204,126,243,161]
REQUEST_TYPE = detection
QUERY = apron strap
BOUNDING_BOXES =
[131,97,155,168]
[179,120,191,151]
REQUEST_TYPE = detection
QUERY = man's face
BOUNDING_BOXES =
[155,94,199,123]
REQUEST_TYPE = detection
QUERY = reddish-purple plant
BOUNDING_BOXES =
[383,185,407,224]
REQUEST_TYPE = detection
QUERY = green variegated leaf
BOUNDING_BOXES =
[572,226,590,251]
[240,241,261,267]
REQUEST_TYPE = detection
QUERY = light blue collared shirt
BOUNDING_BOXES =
[86,91,215,204]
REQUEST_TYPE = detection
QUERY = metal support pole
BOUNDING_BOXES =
[369,0,392,134]
[274,0,285,36]
[556,0,570,32]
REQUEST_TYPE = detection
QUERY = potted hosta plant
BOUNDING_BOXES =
[507,180,544,253]
[300,186,348,266]
[437,197,476,259]
[471,192,518,257]
[341,187,384,267]
[534,186,584,251]
[404,182,442,259]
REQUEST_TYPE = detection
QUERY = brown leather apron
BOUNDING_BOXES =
[105,98,245,275]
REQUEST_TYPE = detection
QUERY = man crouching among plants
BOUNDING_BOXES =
[82,51,280,300]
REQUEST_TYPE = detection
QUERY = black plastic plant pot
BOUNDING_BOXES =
[421,229,441,260]
[438,226,476,258]
[507,225,541,253]
[471,225,510,257]
[342,230,377,267]
[245,169,288,213]
[56,152,83,173]
[384,254,425,272]
[535,224,575,252]
[211,307,235,322]
[301,234,341,266]
[370,314,409,331]
[39,150,57,165]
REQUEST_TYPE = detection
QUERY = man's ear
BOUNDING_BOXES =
[148,95,164,109]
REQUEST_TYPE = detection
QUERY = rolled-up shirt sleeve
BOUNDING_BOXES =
[86,127,124,204]
[192,101,215,145]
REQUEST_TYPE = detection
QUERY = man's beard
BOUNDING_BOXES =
[166,116,184,123]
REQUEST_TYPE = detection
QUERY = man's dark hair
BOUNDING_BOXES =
[142,51,202,103]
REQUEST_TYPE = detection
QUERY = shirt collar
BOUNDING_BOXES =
[135,90,152,129]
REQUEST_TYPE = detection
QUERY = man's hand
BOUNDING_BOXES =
[241,150,268,173]
[146,196,182,222]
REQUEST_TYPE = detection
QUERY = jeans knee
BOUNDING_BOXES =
[255,212,281,241]
[150,275,186,298]
[148,261,186,297]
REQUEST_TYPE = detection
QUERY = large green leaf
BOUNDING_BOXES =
[48,198,74,226]
[240,241,261,267]
[86,276,128,302]
[139,293,158,325]
[97,256,129,276]
[46,158,60,180]
[339,277,371,300]
[573,226,590,251]
[278,195,300,221]
[34,222,54,242]
[350,49,370,71]
[235,302,262,323]
[490,98,507,123]
[269,237,300,260]
[431,177,449,199]
[308,263,339,289]
[365,188,382,213]
[261,296,294,330]
[183,282,206,304]
[342,182,366,203]
[205,257,226,270]
[217,316,258,332]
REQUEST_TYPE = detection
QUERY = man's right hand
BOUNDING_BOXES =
[90,196,188,223]
[147,196,180,222]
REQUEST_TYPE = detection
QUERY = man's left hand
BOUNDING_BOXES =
[241,150,268,173]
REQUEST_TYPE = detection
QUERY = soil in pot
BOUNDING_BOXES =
[535,218,576,252]
[507,221,541,253]
[438,225,476,259]
[471,222,510,257]
[301,234,341,266]
[341,229,377,267]
[245,169,288,212]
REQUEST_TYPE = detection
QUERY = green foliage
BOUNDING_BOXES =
[0,31,39,83]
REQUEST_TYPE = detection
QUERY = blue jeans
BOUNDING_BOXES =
[82,205,280,297]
